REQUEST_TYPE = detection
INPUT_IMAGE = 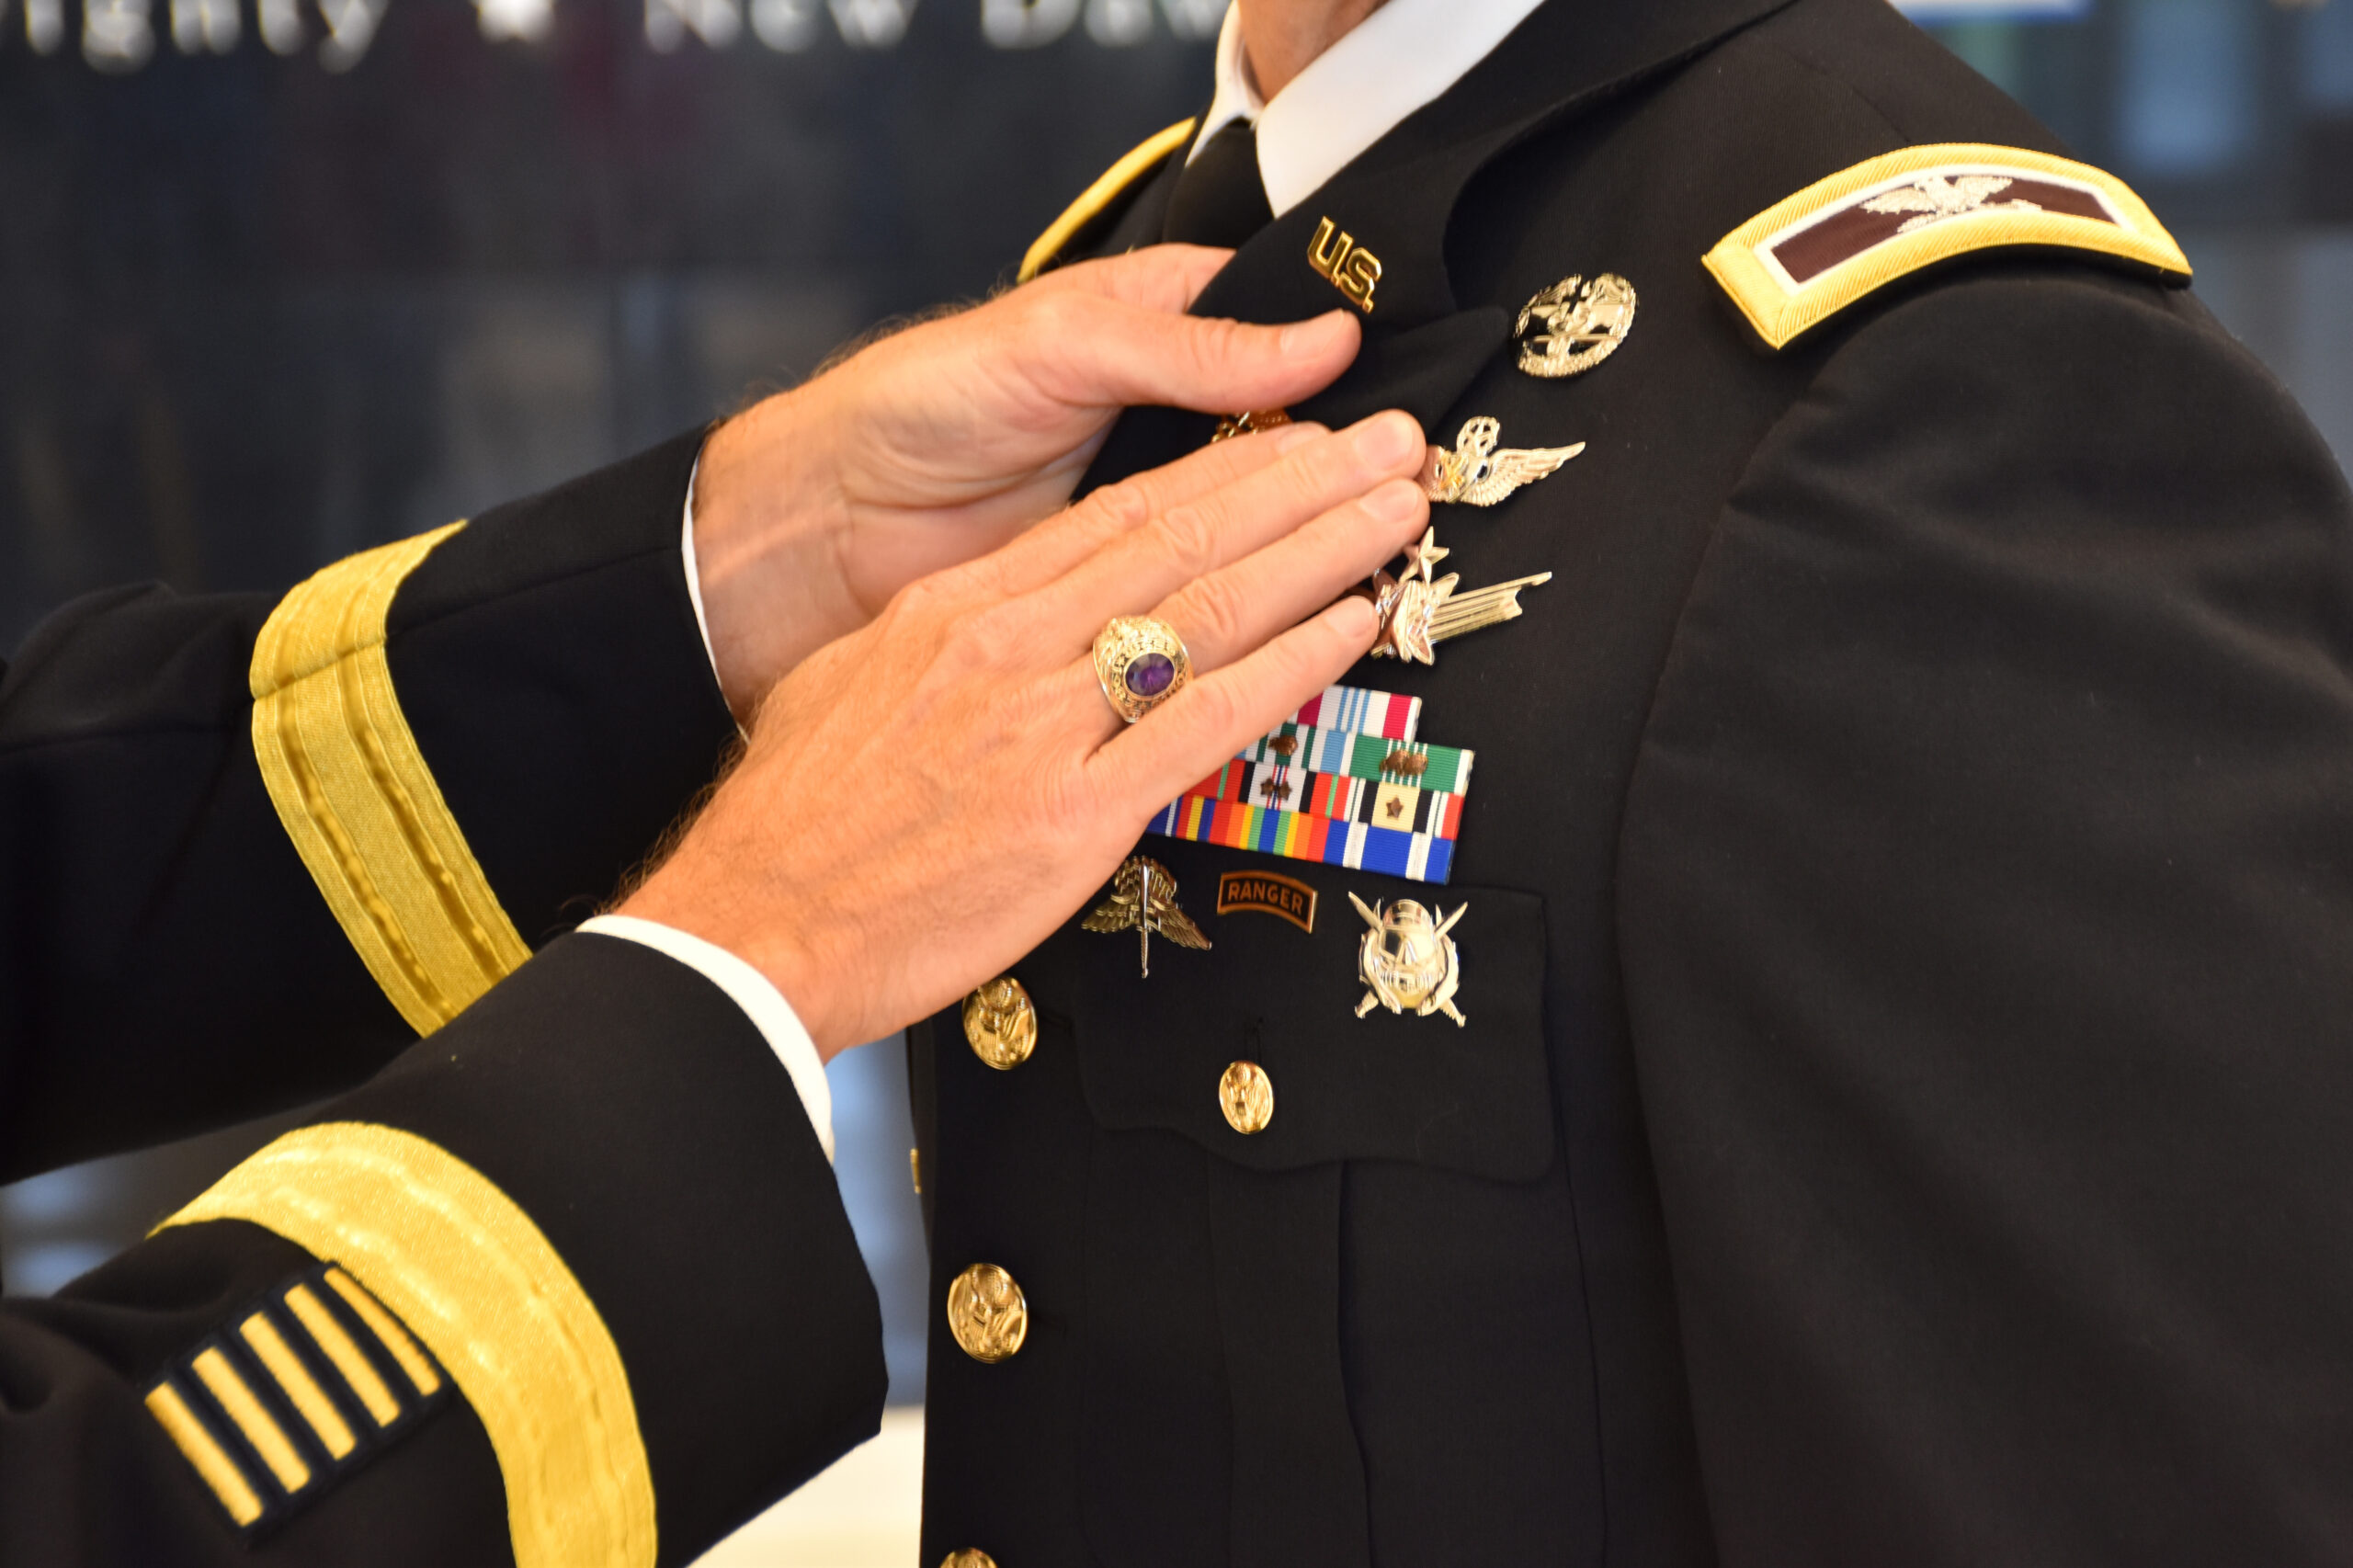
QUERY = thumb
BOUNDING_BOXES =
[1042,243,1240,314]
[1032,295,1364,419]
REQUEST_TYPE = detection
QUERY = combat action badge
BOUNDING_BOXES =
[1348,892,1467,1027]
[1084,854,1210,977]
[1422,417,1584,506]
[1367,526,1552,665]
[1515,273,1637,378]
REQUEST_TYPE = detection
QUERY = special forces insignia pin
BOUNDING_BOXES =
[1366,525,1552,665]
[1515,273,1636,378]
[1422,416,1585,506]
[1348,892,1468,1027]
[1083,854,1211,977]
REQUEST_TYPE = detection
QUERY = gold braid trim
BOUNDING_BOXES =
[1702,143,2190,350]
[163,1123,658,1568]
[1018,118,1199,284]
[250,524,530,1035]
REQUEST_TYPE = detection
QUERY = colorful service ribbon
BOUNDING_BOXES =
[1186,758,1466,839]
[1149,797,1458,885]
[1146,688,1471,884]
[1290,685,1420,742]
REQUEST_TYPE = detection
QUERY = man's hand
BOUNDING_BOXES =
[688,245,1363,718]
[620,410,1429,1058]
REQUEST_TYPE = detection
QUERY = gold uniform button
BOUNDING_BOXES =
[946,1263,1029,1364]
[941,1553,998,1568]
[1220,1061,1274,1135]
[962,977,1037,1070]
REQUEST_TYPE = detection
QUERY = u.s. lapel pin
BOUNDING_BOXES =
[1364,525,1552,665]
[1348,892,1467,1026]
[1423,417,1584,506]
[1307,218,1381,312]
[1515,273,1637,378]
[1082,854,1211,977]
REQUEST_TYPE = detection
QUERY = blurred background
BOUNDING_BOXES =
[3,0,2349,1561]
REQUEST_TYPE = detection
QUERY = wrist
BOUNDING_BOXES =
[613,866,856,1064]
[689,391,861,719]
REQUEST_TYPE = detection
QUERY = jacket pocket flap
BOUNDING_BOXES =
[1017,842,1554,1182]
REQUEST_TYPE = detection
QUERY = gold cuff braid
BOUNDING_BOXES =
[163,1123,657,1568]
[249,523,530,1035]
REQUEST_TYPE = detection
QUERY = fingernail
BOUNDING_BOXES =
[1361,477,1425,523]
[1330,594,1379,640]
[1273,421,1324,453]
[1278,311,1354,358]
[1350,411,1419,467]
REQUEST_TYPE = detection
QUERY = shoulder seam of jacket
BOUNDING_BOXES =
[1017,118,1198,284]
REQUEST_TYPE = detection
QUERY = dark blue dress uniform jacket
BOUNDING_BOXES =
[0,433,887,1565]
[911,0,2353,1563]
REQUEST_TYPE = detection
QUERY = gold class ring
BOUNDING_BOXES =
[1092,615,1193,724]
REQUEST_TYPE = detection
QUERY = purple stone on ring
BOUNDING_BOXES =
[1124,652,1177,699]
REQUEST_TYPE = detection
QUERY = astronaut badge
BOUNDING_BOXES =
[1347,891,1468,1027]
[1515,273,1637,378]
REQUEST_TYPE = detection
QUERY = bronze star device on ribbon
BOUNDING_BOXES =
[1148,685,1472,885]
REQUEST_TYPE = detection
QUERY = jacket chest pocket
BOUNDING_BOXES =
[1015,843,1555,1568]
[1054,862,1554,1178]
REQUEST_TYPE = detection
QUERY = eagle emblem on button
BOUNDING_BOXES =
[961,976,1037,1070]
[1220,1061,1275,1134]
[946,1263,1029,1364]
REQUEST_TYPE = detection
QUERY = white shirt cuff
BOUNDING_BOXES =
[576,914,835,1162]
[680,457,727,694]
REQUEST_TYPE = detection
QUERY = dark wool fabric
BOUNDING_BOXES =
[1,440,886,1565]
[912,0,2353,1562]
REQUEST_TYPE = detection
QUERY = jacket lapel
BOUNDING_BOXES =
[1074,0,1795,494]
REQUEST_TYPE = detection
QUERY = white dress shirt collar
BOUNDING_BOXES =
[1189,0,1552,219]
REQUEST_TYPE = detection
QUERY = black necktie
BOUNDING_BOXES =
[1162,119,1275,249]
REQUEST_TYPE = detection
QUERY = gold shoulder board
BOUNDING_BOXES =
[1017,118,1198,284]
[1702,143,2191,350]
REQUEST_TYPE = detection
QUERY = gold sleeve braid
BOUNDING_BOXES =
[249,522,532,1035]
[1017,118,1199,284]
[161,1123,657,1568]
